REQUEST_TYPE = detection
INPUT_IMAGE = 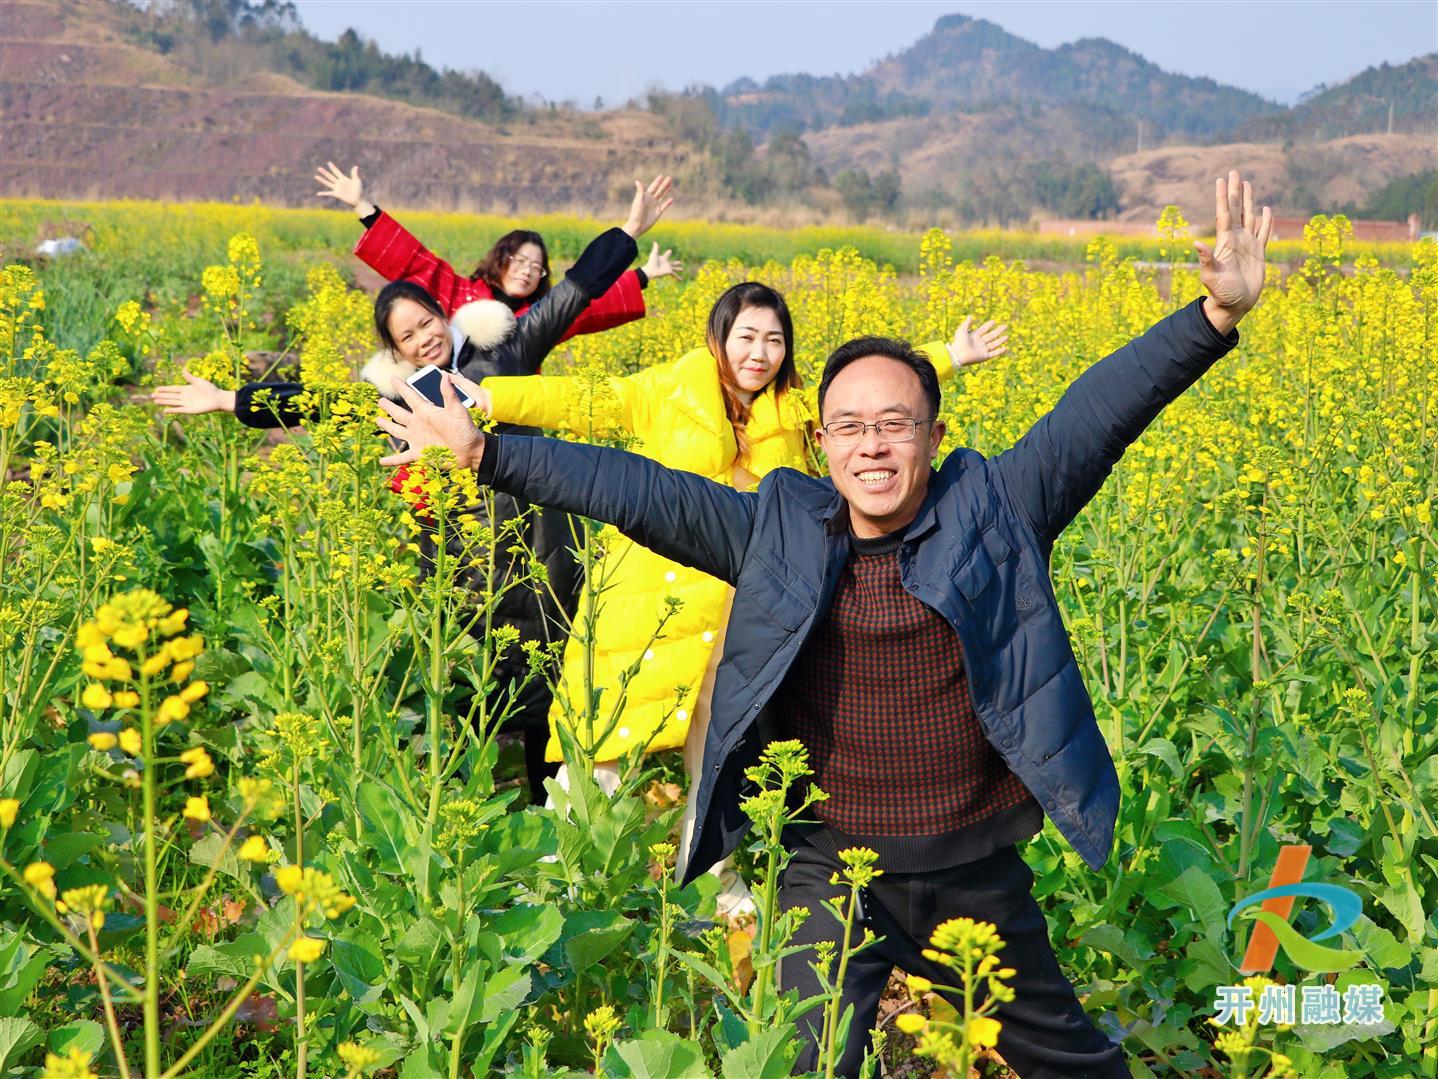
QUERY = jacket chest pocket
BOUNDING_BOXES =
[948,524,1012,601]
[744,558,816,632]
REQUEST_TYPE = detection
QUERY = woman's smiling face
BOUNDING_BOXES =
[721,305,787,402]
[386,298,452,367]
[499,242,547,300]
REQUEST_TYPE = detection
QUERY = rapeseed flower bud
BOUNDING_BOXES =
[23,861,57,900]
[57,883,110,930]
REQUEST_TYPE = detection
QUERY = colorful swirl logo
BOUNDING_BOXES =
[1229,844,1364,974]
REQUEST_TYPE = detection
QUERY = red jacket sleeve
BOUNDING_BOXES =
[353,211,491,317]
[559,268,646,341]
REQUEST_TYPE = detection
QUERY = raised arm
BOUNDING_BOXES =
[457,177,674,380]
[374,372,753,584]
[320,161,662,339]
[151,372,309,429]
[476,368,645,436]
[992,170,1268,544]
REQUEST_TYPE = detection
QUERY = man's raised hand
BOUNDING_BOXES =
[377,371,486,469]
[1195,169,1271,334]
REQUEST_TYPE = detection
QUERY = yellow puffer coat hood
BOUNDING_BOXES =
[483,340,949,762]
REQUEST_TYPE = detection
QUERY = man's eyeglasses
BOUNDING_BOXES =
[505,254,546,274]
[819,417,932,446]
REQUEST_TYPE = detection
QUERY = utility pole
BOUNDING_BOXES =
[1387,100,1395,135]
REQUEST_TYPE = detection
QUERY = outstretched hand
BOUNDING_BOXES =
[1195,169,1271,334]
[642,241,682,281]
[947,316,1009,369]
[315,161,376,218]
[376,371,486,469]
[151,371,236,415]
[622,175,674,239]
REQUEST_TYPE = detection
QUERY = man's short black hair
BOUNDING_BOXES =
[817,336,941,421]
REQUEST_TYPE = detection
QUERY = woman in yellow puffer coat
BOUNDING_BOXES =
[471,282,1007,893]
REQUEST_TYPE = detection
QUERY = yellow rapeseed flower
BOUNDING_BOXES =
[0,798,18,828]
[87,732,118,751]
[896,1013,927,1034]
[183,795,211,822]
[966,1015,1001,1049]
[238,835,276,863]
[41,1048,97,1079]
[23,861,57,900]
[157,696,191,724]
[337,1040,382,1077]
[273,864,304,894]
[180,746,214,779]
[288,936,326,963]
[80,684,112,710]
[118,728,142,756]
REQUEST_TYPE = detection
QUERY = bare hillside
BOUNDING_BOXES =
[0,1,686,213]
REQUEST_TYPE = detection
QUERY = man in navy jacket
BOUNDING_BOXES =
[379,172,1271,1078]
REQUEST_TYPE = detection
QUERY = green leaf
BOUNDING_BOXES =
[187,934,270,981]
[720,1024,796,1079]
[190,831,244,882]
[479,964,531,1024]
[357,782,413,874]
[604,1030,710,1078]
[1155,865,1227,945]
[395,916,445,968]
[1081,923,1151,967]
[0,1017,44,1072]
[1138,737,1182,779]
[42,831,105,868]
[49,1019,105,1057]
[215,669,274,710]
[1373,879,1426,942]
[331,936,386,1006]
[559,911,633,973]
[0,938,51,1018]
[1321,816,1365,857]
[1349,915,1412,971]
[485,904,564,964]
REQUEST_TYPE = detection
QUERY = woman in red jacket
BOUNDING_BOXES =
[315,162,680,341]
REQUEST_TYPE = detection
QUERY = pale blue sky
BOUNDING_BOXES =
[291,0,1437,108]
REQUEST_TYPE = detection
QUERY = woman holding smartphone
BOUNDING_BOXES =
[151,178,675,803]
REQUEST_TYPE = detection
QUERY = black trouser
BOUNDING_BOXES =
[778,843,1131,1078]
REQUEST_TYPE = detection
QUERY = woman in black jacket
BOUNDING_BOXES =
[153,179,674,801]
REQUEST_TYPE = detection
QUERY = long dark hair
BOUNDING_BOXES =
[374,281,447,352]
[474,229,552,301]
[705,282,800,465]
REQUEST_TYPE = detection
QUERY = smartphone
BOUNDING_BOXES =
[405,365,476,408]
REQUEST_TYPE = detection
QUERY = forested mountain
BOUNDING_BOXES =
[1238,53,1438,140]
[713,14,1281,144]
